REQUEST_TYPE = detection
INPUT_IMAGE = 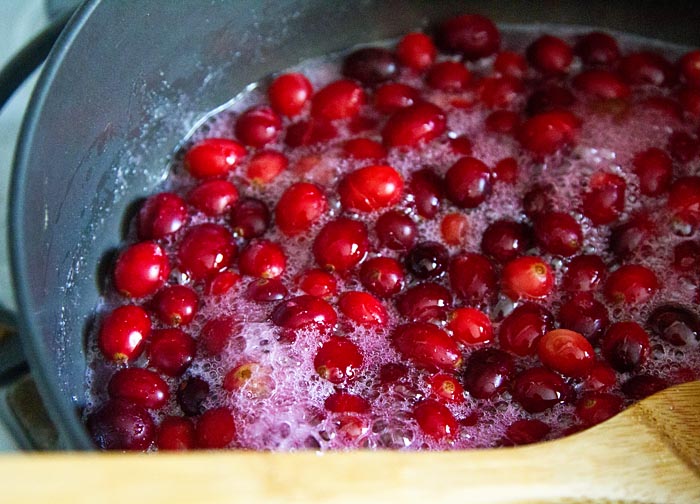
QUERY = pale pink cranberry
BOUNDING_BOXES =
[313,218,368,272]
[246,278,288,303]
[647,305,700,346]
[518,110,579,156]
[601,321,651,372]
[619,51,676,86]
[114,242,170,298]
[314,336,363,383]
[632,147,673,196]
[382,102,446,147]
[297,269,337,298]
[188,179,239,216]
[391,322,462,371]
[311,79,365,120]
[184,138,246,179]
[338,291,388,327]
[440,213,468,246]
[526,35,573,75]
[99,305,151,363]
[501,256,554,300]
[678,50,700,87]
[268,73,313,117]
[196,408,236,449]
[324,392,371,414]
[177,377,209,417]
[342,138,387,160]
[461,348,515,399]
[444,156,492,208]
[239,240,286,279]
[538,329,595,378]
[375,210,417,250]
[609,213,655,260]
[503,419,550,446]
[436,14,501,60]
[413,400,458,440]
[563,255,607,292]
[668,176,700,230]
[449,253,496,303]
[396,32,437,71]
[275,182,328,236]
[409,168,444,219]
[511,367,571,413]
[429,373,464,403]
[284,118,337,147]
[582,172,626,225]
[230,197,270,238]
[108,368,169,410]
[405,242,449,280]
[427,61,471,91]
[148,328,196,377]
[485,110,520,134]
[396,283,452,322]
[157,416,195,451]
[153,285,198,326]
[604,265,659,305]
[177,224,235,281]
[534,211,582,257]
[447,307,492,345]
[342,47,398,85]
[574,32,620,66]
[498,303,554,357]
[478,76,523,109]
[235,106,281,147]
[198,316,242,356]
[245,150,288,184]
[87,399,154,451]
[271,295,337,333]
[223,362,275,398]
[137,192,187,240]
[338,164,404,212]
[359,257,405,298]
[558,292,609,340]
[575,393,622,426]
[493,157,519,184]
[573,69,630,99]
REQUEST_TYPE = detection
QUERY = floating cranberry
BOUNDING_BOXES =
[205,270,241,296]
[526,84,575,116]
[382,102,446,147]
[246,278,288,302]
[575,392,622,426]
[409,168,444,219]
[196,408,236,449]
[558,292,609,340]
[392,322,462,371]
[157,416,195,451]
[447,307,492,345]
[324,392,371,414]
[338,164,404,212]
[427,61,471,91]
[177,377,210,417]
[297,269,337,298]
[445,156,492,208]
[534,211,582,257]
[188,179,239,216]
[504,419,550,446]
[604,265,658,305]
[153,285,198,326]
[184,138,247,179]
[673,241,700,272]
[449,253,496,303]
[502,256,554,300]
[245,150,288,185]
[582,172,626,225]
[574,32,620,66]
[413,400,458,440]
[461,348,515,399]
[138,192,187,240]
[632,147,673,196]
[440,213,469,246]
[668,176,700,229]
[311,79,365,120]
[511,367,571,413]
[114,242,170,298]
[177,224,235,281]
[284,118,338,147]
[223,362,275,398]
[315,336,363,384]
[230,197,270,238]
[375,210,417,250]
[478,76,523,109]
[573,69,630,100]
[518,110,579,156]
[313,218,368,272]
[342,138,387,160]
[619,51,675,86]
[563,255,607,292]
[342,47,397,85]
[373,83,420,115]
[99,305,151,363]
[494,50,528,79]
[396,32,437,71]
[522,183,555,218]
[621,374,668,400]
[601,321,651,372]
[647,305,700,346]
[148,328,196,377]
[679,49,700,87]
[271,295,337,332]
[609,214,655,260]
[359,257,404,298]
[199,316,242,356]
[538,329,595,378]
[268,72,313,117]
[396,282,452,322]
[239,240,286,279]
[436,14,500,60]
[429,373,464,403]
[339,291,388,327]
[526,35,572,75]
[275,183,328,237]
[87,399,154,451]
[235,106,282,148]
[406,241,449,280]
[499,303,554,356]
[582,362,617,392]
[108,368,169,410]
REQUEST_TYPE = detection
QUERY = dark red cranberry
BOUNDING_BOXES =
[199,316,242,356]
[429,373,465,403]
[188,179,239,216]
[339,164,404,212]
[108,368,169,410]
[447,307,492,345]
[436,14,500,60]
[271,295,337,332]
[518,110,579,156]
[284,118,338,147]
[409,168,444,219]
[445,156,492,208]
[511,367,571,413]
[157,416,195,451]
[558,292,609,340]
[504,419,550,446]
[522,183,555,218]
[205,271,240,297]
[275,182,328,237]
[575,392,622,426]
[478,76,523,109]
[609,213,655,260]
[235,106,281,148]
[604,265,659,305]
[647,305,700,346]
[449,135,473,155]
[196,408,236,449]
[382,102,446,147]
[138,192,187,240]
[114,242,170,298]
[668,176,700,230]
[396,282,452,322]
[582,172,626,225]
[396,32,437,71]
[177,377,210,417]
[324,392,371,414]
[177,224,235,281]
[148,328,196,377]
[574,32,620,66]
[525,84,575,116]
[153,285,198,326]
[678,87,700,117]
[359,257,405,298]
[406,242,449,280]
[413,400,458,440]
[538,329,595,378]
[573,69,630,99]
[621,374,668,400]
[245,150,288,185]
[673,241,700,272]
[342,138,387,160]
[461,348,515,399]
[485,110,520,134]
[481,220,530,263]
[526,35,573,75]
[99,305,151,363]
[501,256,554,300]
[373,83,420,114]
[313,218,368,272]
[375,210,417,251]
[534,212,582,257]
[582,362,617,392]
[498,303,554,357]
[268,73,313,117]
[184,138,247,179]
[449,253,496,303]
[391,322,462,371]
[246,278,288,302]
[637,96,683,120]
[342,47,398,85]
[87,399,154,451]
[427,61,471,91]
[239,240,286,279]
[297,269,337,298]
[494,50,527,79]
[601,321,651,372]
[379,362,409,384]
[314,336,363,383]
[667,131,699,163]
[619,51,676,87]
[230,197,270,238]
[633,147,673,196]
[563,255,607,292]
[679,50,700,87]
[440,213,469,246]
[338,291,388,327]
[311,79,365,120]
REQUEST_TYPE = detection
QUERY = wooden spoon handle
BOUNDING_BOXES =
[3,380,699,503]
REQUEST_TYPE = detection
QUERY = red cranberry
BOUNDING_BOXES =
[311,79,365,120]
[338,291,388,327]
[440,213,469,246]
[342,47,398,85]
[538,329,594,378]
[177,377,210,417]
[157,416,195,451]
[396,32,437,71]
[196,408,236,449]
[485,110,520,134]
[461,348,515,399]
[382,102,446,147]
[148,328,196,377]
[271,295,337,332]
[87,399,154,451]
[108,368,169,410]
[183,138,247,179]
[533,211,582,257]
[138,192,187,240]
[239,240,286,279]
[449,135,473,155]
[405,241,449,280]
[445,156,492,208]
[518,110,579,156]
[494,51,527,79]
[324,392,370,414]
[601,321,651,372]
[429,373,464,403]
[574,32,620,66]
[637,96,683,120]
[205,271,240,296]
[499,303,554,357]
[609,213,655,260]
[114,242,170,298]
[619,51,676,86]
[679,50,700,87]
[604,265,658,305]
[235,106,281,147]
[396,283,452,322]
[647,305,700,346]
[562,255,607,292]
[573,69,630,99]
[511,367,571,413]
[275,183,328,237]
[558,292,609,340]
[526,35,573,75]
[503,419,550,446]
[667,131,699,163]
[478,76,523,109]
[373,83,419,115]
[392,322,462,371]
[673,240,700,272]
[338,164,404,212]
[449,253,496,303]
[379,362,409,384]
[375,210,417,251]
[313,218,368,272]
[223,362,275,399]
[284,118,338,147]
[621,374,668,400]
[427,61,471,91]
[582,362,618,392]
[502,256,554,300]
[359,257,405,298]
[268,73,313,117]
[297,269,337,298]
[314,336,363,383]
[177,224,235,281]
[245,150,288,185]
[633,147,673,196]
[246,278,288,302]
[522,183,555,218]
[230,197,270,238]
[582,172,626,225]
[199,316,242,356]
[188,179,239,216]
[447,307,492,345]
[413,400,458,440]
[153,285,198,326]
[678,87,700,117]
[575,392,622,426]
[668,176,700,229]
[409,168,444,219]
[526,84,575,116]
[99,305,151,363]
[436,14,500,60]
[342,138,387,160]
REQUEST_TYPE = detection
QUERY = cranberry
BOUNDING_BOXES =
[478,76,523,109]
[235,106,281,147]
[574,32,620,66]
[409,168,444,219]
[297,269,337,298]
[275,183,328,237]
[396,32,436,71]
[678,87,700,117]
[647,305,700,346]
[502,256,554,300]
[621,374,668,400]
[373,83,419,115]
[375,211,417,250]
[379,362,409,385]
[440,213,469,246]
[526,84,575,116]
[604,265,658,305]
[313,218,368,272]
[177,377,210,417]
[284,118,338,147]
[114,242,170,298]
[108,368,169,410]
[534,211,582,257]
[518,110,579,156]
[271,295,337,332]
[325,392,371,414]
[413,400,458,440]
[205,271,241,296]
[667,131,699,163]
[314,336,363,384]
[406,241,449,280]
[392,322,462,371]
[582,362,617,392]
[342,138,387,160]
[196,408,236,449]
[239,240,286,279]
[223,362,275,398]
[673,240,700,272]
[138,192,187,240]
[199,315,242,356]
[148,328,196,377]
[188,179,239,216]
[573,70,630,100]
[637,96,683,120]
[522,183,555,218]
[511,367,571,413]
[562,255,607,292]
[338,164,404,212]
[633,147,673,196]
[601,321,651,372]
[494,50,528,79]
[447,307,492,345]
[485,110,520,134]
[396,282,452,322]
[87,399,154,451]
[246,278,288,302]
[619,51,675,87]
[558,292,609,340]
[679,50,700,87]
[230,197,270,238]
[153,285,198,326]
[538,329,594,378]
[449,253,496,303]
[99,305,151,363]
[445,156,492,208]
[339,291,388,327]
[183,138,247,179]
[177,224,235,281]
[427,61,471,91]
[341,47,397,85]
[311,79,365,120]
[575,392,622,426]
[268,73,313,117]
[436,14,500,60]
[609,213,655,260]
[382,102,446,147]
[668,176,700,229]
[461,348,515,399]
[499,303,554,356]
[157,416,195,451]
[582,172,626,225]
[449,135,473,155]
[245,150,288,185]
[359,257,404,298]
[526,35,572,75]
[502,419,550,446]
[429,373,464,403]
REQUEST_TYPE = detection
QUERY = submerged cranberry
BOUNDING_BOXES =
[406,242,449,280]
[632,148,673,196]
[360,257,405,298]
[518,110,579,156]
[427,61,471,91]
[148,328,196,377]
[526,85,575,116]
[619,51,676,87]
[485,110,520,134]
[245,150,288,185]
[413,400,458,440]
[673,241,700,272]
[534,212,582,256]
[230,198,270,239]
[573,70,630,100]
[343,138,387,160]
[494,51,528,79]
[574,32,620,66]
[601,322,651,372]
[396,283,452,322]
[313,218,369,272]
[499,303,554,356]
[436,14,501,60]
[314,336,364,383]
[138,192,187,240]
[668,176,700,229]
[522,183,555,218]
[409,168,444,219]
[563,255,607,292]
[511,367,571,413]
[575,393,623,426]
[284,118,337,147]
[396,32,437,71]
[582,172,626,225]
[268,72,313,117]
[391,322,462,371]
[342,47,398,85]
[449,253,496,303]
[88,399,154,451]
[325,392,371,414]
[199,316,242,357]
[157,416,195,451]
[647,305,700,346]
[667,131,699,164]
[440,213,469,246]
[246,277,288,302]
[196,408,236,449]
[375,211,417,251]
[445,156,492,208]
[271,295,337,332]
[461,348,515,399]
[558,292,609,340]
[504,419,550,446]
[609,214,655,260]
[621,374,668,400]
[604,265,659,305]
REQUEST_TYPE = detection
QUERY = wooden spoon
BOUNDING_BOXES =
[2,380,699,503]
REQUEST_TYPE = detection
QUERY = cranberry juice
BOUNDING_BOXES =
[85,16,700,451]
